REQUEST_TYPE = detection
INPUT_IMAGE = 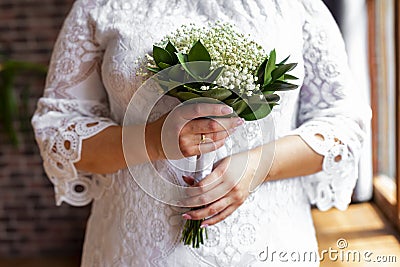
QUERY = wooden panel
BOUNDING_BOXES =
[370,0,400,232]
[312,203,400,267]
[395,0,400,223]
[367,0,378,173]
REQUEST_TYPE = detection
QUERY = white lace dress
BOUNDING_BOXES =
[31,0,370,266]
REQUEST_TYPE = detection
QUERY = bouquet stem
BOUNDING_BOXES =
[181,212,208,248]
[181,153,212,248]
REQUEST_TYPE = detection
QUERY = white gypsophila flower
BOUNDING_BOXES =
[150,21,266,94]
[135,56,149,77]
[145,54,154,61]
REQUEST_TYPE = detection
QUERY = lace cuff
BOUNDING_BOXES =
[33,100,117,206]
[290,121,358,211]
[47,119,116,206]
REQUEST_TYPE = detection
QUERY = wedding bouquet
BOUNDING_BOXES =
[138,22,298,248]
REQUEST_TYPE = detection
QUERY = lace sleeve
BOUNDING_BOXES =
[290,0,371,211]
[31,0,117,206]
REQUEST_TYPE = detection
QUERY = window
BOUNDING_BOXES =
[369,0,400,228]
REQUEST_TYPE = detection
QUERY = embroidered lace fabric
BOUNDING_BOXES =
[31,0,370,266]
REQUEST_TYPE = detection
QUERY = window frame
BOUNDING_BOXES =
[369,0,400,231]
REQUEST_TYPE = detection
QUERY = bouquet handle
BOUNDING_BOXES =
[194,151,216,183]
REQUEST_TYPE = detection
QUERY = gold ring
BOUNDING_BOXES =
[200,134,206,144]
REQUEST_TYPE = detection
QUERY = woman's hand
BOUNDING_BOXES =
[181,146,268,227]
[146,103,244,160]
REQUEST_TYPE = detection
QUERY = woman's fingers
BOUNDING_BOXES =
[178,117,242,156]
[182,117,244,135]
[180,128,235,148]
[160,103,244,159]
[179,103,233,120]
[180,138,226,157]
[184,197,232,220]
[182,180,238,206]
[201,205,238,226]
[183,186,248,225]
[199,129,233,143]
[182,157,229,200]
[180,153,255,225]
[195,158,229,188]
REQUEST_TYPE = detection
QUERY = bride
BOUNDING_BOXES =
[32,0,370,266]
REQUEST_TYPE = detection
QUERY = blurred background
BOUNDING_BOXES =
[0,0,399,266]
[0,0,87,266]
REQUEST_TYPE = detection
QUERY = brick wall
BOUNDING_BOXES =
[0,0,91,257]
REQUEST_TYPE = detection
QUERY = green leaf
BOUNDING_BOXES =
[278,55,290,65]
[165,41,179,64]
[168,65,185,81]
[183,97,222,105]
[269,103,278,108]
[263,93,280,103]
[183,84,204,93]
[264,49,276,85]
[205,66,224,82]
[256,56,268,83]
[232,99,248,115]
[176,53,208,80]
[147,67,161,73]
[186,41,212,78]
[277,75,285,81]
[201,88,232,101]
[153,45,173,66]
[240,104,272,121]
[176,92,201,101]
[262,81,298,91]
[176,52,188,64]
[188,40,211,62]
[0,70,18,146]
[158,62,171,70]
[187,63,211,79]
[176,53,199,80]
[224,98,238,105]
[166,87,179,97]
[246,93,280,104]
[0,59,47,147]
[271,63,297,81]
[3,60,47,74]
[247,94,265,104]
[283,74,298,80]
[155,78,181,90]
